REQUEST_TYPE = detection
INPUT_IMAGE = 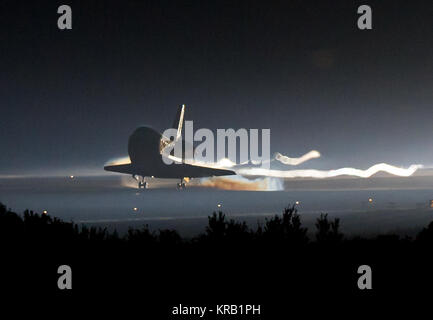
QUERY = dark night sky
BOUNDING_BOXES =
[1,0,433,175]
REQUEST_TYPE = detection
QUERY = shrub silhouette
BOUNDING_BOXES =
[78,225,109,242]
[200,211,252,245]
[158,229,182,246]
[225,219,252,243]
[315,213,343,244]
[416,221,433,242]
[2,201,433,250]
[263,205,308,245]
[0,204,23,242]
[127,225,157,245]
[205,211,227,241]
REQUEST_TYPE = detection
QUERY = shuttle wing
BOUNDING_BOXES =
[104,163,135,174]
[172,162,236,178]
[104,161,235,178]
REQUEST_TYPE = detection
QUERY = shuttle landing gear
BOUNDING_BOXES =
[176,178,186,190]
[138,181,148,189]
[133,175,148,189]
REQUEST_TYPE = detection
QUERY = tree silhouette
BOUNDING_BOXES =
[263,204,308,245]
[0,203,23,242]
[416,221,433,242]
[2,201,433,251]
[127,224,157,245]
[315,213,343,244]
[205,211,227,241]
[158,229,182,246]
[225,219,252,243]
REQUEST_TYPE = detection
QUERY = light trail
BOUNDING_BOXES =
[108,144,421,183]
[274,150,321,165]
[237,163,421,179]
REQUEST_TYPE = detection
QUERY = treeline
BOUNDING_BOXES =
[2,202,433,247]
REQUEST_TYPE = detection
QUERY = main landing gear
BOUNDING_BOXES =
[139,181,148,189]
[133,175,148,189]
[176,178,187,190]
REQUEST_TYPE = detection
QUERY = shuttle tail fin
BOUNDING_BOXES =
[172,104,185,141]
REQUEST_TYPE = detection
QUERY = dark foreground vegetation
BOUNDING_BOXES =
[1,202,432,313]
[3,201,433,246]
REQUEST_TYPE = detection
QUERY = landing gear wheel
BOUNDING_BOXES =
[138,181,148,189]
[133,175,148,189]
[176,180,186,190]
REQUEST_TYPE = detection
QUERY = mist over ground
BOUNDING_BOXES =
[2,173,433,237]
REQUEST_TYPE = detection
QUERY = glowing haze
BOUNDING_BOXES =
[107,148,421,185]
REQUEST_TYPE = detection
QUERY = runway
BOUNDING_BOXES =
[1,173,433,237]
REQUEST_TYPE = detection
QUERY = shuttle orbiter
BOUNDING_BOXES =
[104,105,235,189]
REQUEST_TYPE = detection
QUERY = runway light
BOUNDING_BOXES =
[43,210,48,215]
[217,204,222,208]
[295,201,300,205]
[133,207,138,212]
[69,175,74,179]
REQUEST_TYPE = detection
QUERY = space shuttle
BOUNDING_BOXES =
[104,105,235,189]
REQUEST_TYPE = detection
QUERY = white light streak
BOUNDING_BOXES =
[237,163,421,179]
[274,150,321,165]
